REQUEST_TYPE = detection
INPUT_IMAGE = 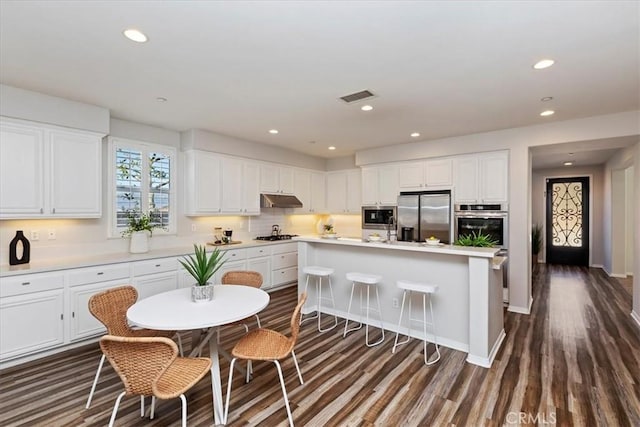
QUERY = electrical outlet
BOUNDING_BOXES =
[392,298,399,308]
[191,224,197,232]
[48,229,56,240]
[30,230,40,241]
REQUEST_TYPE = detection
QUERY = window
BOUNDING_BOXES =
[109,138,176,236]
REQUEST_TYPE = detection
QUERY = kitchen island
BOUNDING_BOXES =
[294,236,506,368]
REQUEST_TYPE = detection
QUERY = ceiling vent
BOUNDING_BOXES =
[339,90,376,103]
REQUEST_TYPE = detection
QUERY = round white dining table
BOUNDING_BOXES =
[127,285,270,425]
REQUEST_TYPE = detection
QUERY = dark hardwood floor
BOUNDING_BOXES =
[1,264,639,426]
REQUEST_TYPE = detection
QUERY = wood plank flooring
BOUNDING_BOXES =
[1,264,639,426]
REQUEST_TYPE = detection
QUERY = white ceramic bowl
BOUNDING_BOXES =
[323,233,338,239]
[368,235,382,242]
[425,238,440,246]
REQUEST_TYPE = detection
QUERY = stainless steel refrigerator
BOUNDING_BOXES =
[396,190,452,242]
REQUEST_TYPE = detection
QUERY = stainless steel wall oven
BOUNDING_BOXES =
[454,204,508,248]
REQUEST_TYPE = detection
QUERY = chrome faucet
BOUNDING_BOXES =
[387,216,395,242]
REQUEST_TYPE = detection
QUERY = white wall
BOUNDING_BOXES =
[531,165,604,266]
[625,166,635,275]
[356,111,640,314]
[181,128,326,170]
[0,84,109,134]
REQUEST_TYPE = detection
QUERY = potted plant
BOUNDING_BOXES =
[531,223,543,266]
[179,244,227,302]
[122,211,164,253]
[454,231,498,247]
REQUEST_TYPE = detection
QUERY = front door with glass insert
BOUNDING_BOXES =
[545,177,590,266]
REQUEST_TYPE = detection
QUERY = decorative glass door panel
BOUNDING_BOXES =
[546,177,589,266]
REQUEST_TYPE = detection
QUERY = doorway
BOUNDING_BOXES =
[546,177,590,266]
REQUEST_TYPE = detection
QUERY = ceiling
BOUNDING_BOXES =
[0,1,638,160]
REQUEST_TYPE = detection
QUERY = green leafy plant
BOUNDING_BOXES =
[121,211,164,237]
[179,244,227,286]
[454,231,498,247]
[532,223,543,255]
[323,224,335,233]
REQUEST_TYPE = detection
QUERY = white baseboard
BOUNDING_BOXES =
[508,296,533,315]
[610,273,628,278]
[631,311,640,329]
[591,264,604,269]
[626,272,634,277]
[466,329,506,368]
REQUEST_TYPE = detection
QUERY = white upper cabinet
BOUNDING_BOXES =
[221,157,243,213]
[398,159,452,190]
[260,164,294,194]
[184,150,222,215]
[185,151,260,216]
[294,169,327,214]
[0,122,44,216]
[479,151,509,203]
[50,130,102,216]
[0,117,103,219]
[327,169,361,213]
[362,165,399,206]
[453,151,508,204]
[242,161,260,215]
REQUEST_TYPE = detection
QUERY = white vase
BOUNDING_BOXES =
[129,231,149,254]
[191,283,214,302]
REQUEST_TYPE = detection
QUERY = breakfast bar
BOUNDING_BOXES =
[295,236,506,368]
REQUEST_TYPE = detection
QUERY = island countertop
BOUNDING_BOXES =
[293,235,499,258]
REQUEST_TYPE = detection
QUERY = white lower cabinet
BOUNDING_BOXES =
[0,272,65,361]
[132,257,179,300]
[271,243,298,289]
[247,246,272,288]
[67,264,130,341]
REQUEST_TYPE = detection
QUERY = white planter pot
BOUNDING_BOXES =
[191,283,214,302]
[129,231,150,254]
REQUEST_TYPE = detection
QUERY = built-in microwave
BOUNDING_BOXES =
[362,206,396,230]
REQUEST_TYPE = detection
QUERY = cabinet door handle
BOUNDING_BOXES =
[155,264,161,267]
[60,314,64,320]
[21,281,31,286]
[52,208,56,214]
[40,208,43,214]
[72,312,75,318]
[97,272,104,275]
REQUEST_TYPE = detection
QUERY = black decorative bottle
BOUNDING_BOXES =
[9,230,30,265]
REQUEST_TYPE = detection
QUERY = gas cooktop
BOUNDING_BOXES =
[254,234,299,241]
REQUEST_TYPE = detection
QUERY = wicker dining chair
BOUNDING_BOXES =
[100,335,212,427]
[224,293,307,427]
[221,270,264,328]
[85,285,182,409]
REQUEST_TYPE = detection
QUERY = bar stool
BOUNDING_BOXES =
[343,272,385,347]
[300,266,338,332]
[392,280,441,365]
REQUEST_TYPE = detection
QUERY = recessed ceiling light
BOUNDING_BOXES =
[410,132,420,138]
[564,161,573,166]
[540,110,555,117]
[328,146,336,150]
[123,29,148,43]
[568,152,574,156]
[156,97,167,102]
[269,129,279,134]
[361,105,373,111]
[541,96,553,102]
[533,59,555,69]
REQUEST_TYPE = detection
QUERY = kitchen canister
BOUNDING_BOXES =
[9,230,31,265]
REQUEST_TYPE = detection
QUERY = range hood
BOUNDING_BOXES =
[260,193,303,208]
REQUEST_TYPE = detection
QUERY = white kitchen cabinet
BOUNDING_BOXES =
[294,169,326,214]
[0,272,65,361]
[398,159,452,190]
[242,161,261,214]
[453,151,508,204]
[67,264,130,341]
[479,151,509,203]
[49,129,102,216]
[271,243,298,289]
[221,156,243,213]
[260,164,294,194]
[184,150,222,215]
[361,165,399,206]
[247,246,272,289]
[132,257,179,300]
[0,117,103,219]
[326,169,361,213]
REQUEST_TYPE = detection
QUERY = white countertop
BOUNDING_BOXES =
[0,239,294,277]
[293,235,499,258]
